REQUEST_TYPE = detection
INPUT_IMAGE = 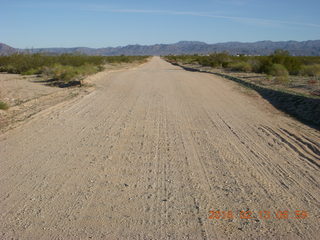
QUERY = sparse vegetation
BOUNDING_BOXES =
[165,50,320,76]
[0,101,9,110]
[0,54,148,87]
[228,61,252,73]
[299,64,320,78]
[165,50,320,96]
[268,64,290,84]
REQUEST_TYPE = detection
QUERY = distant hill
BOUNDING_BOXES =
[0,43,17,55]
[1,40,320,56]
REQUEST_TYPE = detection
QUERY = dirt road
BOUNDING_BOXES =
[0,57,319,239]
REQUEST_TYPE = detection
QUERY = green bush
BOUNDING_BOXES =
[228,61,252,72]
[0,101,9,110]
[45,63,100,83]
[270,50,302,74]
[268,64,289,76]
[165,49,316,76]
[51,65,78,82]
[210,53,231,68]
[0,54,148,86]
[22,68,41,75]
[247,58,261,73]
[258,56,273,74]
[268,64,289,83]
[299,64,320,77]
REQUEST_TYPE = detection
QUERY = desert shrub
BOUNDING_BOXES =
[0,54,148,75]
[22,68,41,75]
[47,63,100,83]
[0,64,17,74]
[268,64,289,83]
[0,54,148,86]
[50,65,78,82]
[270,50,302,74]
[258,56,273,74]
[0,101,9,110]
[104,55,148,64]
[247,58,261,73]
[198,57,215,67]
[299,64,320,77]
[164,52,320,79]
[284,57,301,75]
[268,64,288,76]
[228,61,252,72]
[194,53,232,68]
[0,54,54,73]
[213,53,232,68]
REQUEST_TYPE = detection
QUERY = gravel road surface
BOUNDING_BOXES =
[0,57,319,239]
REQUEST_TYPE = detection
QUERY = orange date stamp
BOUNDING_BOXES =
[209,210,308,220]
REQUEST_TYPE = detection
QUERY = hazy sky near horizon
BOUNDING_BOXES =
[1,0,320,48]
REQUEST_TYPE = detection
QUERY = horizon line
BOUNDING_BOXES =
[2,39,320,49]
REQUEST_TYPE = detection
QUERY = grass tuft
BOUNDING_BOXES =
[0,101,9,110]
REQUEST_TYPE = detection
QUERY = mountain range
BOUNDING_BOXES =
[1,40,320,56]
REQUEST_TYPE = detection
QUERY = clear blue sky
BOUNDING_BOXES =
[1,0,320,48]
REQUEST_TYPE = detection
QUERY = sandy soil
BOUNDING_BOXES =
[179,63,320,97]
[0,57,319,239]
[0,62,139,133]
[0,73,89,133]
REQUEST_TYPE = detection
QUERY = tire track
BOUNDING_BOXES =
[0,57,319,239]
